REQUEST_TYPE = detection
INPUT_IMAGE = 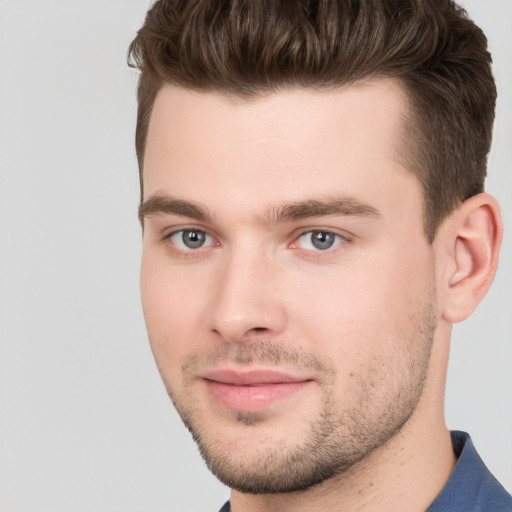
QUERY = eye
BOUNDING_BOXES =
[168,229,214,251]
[295,230,346,251]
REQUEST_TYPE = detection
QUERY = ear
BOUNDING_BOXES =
[438,193,503,324]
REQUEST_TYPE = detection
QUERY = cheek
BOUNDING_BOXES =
[140,252,208,372]
[293,282,391,374]
[288,246,434,369]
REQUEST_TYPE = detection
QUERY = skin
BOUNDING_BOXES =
[140,80,502,511]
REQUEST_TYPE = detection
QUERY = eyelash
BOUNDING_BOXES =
[163,227,350,256]
[164,228,217,256]
[291,230,349,252]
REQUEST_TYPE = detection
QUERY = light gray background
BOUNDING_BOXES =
[0,1,510,511]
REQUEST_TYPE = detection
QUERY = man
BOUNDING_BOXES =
[128,1,512,510]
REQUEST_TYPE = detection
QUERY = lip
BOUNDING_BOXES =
[201,368,313,412]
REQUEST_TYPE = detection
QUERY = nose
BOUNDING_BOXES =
[207,248,287,343]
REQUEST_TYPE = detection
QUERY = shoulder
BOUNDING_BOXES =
[428,431,512,512]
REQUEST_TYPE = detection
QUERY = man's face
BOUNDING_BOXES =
[140,80,438,493]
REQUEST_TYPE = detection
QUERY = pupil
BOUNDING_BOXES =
[312,231,334,250]
[183,230,205,249]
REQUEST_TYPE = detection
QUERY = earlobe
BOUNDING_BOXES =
[440,193,502,324]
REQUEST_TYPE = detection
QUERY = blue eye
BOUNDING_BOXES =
[296,231,345,251]
[169,229,213,250]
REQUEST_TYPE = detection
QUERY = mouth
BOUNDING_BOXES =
[201,368,313,412]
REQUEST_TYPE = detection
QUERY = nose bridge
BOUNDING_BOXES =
[208,240,286,342]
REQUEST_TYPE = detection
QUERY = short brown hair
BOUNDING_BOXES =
[127,0,496,241]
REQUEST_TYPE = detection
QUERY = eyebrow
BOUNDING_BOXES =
[267,197,380,224]
[139,193,380,225]
[139,194,212,224]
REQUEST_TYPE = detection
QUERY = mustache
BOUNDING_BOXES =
[180,340,332,377]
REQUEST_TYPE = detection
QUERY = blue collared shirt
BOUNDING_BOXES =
[428,431,512,511]
[219,431,512,511]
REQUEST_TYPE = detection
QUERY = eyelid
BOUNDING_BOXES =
[162,223,212,240]
[163,226,219,254]
[289,228,350,252]
[160,224,350,255]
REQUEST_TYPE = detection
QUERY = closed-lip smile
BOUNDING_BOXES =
[200,368,313,412]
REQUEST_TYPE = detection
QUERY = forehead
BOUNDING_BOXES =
[143,80,420,225]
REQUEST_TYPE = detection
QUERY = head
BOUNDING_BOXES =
[129,0,496,242]
[129,0,502,497]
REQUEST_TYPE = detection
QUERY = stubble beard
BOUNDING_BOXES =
[160,296,436,495]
